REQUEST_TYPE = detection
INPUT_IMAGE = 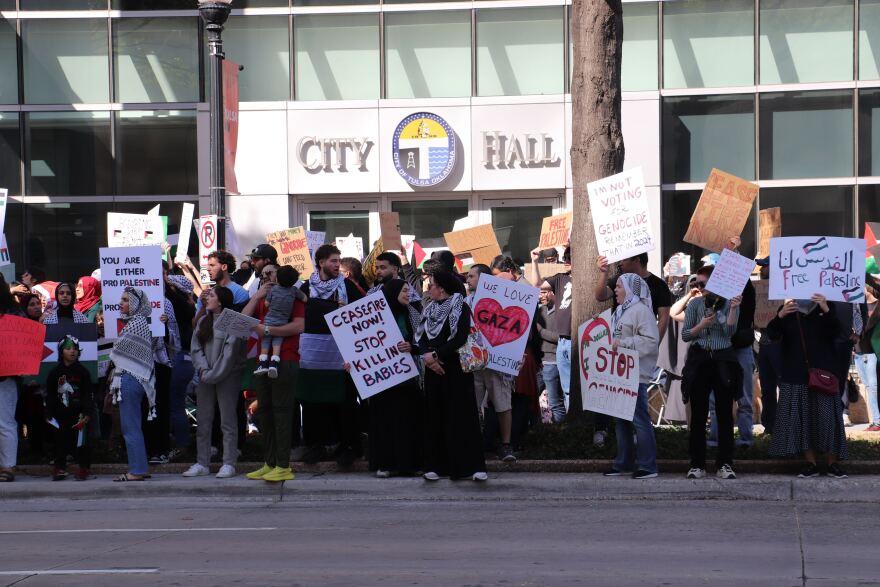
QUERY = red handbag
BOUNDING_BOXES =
[797,313,839,396]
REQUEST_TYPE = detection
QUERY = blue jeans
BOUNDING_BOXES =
[542,363,566,424]
[556,338,572,412]
[0,378,18,469]
[169,352,194,449]
[855,353,880,424]
[613,383,657,473]
[709,346,754,445]
[119,373,149,475]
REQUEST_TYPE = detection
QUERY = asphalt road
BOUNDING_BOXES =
[1,475,877,587]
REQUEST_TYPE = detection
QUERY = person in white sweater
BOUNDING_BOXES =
[603,273,660,479]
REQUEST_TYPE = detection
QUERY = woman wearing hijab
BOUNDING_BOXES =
[19,293,43,321]
[766,295,847,478]
[602,274,660,479]
[184,286,246,479]
[418,270,487,482]
[110,287,155,482]
[74,276,102,323]
[42,282,89,325]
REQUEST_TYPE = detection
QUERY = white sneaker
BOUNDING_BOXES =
[376,470,391,479]
[592,431,607,448]
[423,471,440,481]
[686,468,706,479]
[215,464,236,479]
[472,472,488,482]
[716,465,737,480]
[182,463,210,477]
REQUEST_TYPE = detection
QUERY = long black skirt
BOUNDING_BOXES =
[368,378,423,474]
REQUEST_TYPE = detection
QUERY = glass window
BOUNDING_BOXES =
[113,0,288,6]
[2,200,22,276]
[0,19,17,105]
[26,112,112,196]
[491,205,553,263]
[308,210,370,250]
[20,0,106,8]
[392,200,469,242]
[663,0,753,89]
[116,111,197,195]
[385,11,471,99]
[759,90,853,179]
[862,0,880,80]
[759,0,854,84]
[295,0,375,5]
[0,113,20,197]
[622,3,658,92]
[859,185,880,229]
[662,190,757,263]
[760,186,853,237]
[860,89,880,176]
[662,95,755,183]
[0,1,14,9]
[223,16,290,102]
[113,18,199,104]
[22,19,110,104]
[295,14,379,101]
[477,7,564,97]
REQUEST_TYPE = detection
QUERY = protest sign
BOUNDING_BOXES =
[0,314,45,377]
[664,252,691,277]
[587,168,655,263]
[0,233,9,266]
[444,224,502,266]
[107,212,165,248]
[99,245,165,338]
[752,279,779,329]
[174,203,195,264]
[769,236,866,302]
[306,230,326,260]
[225,217,243,263]
[401,234,416,263]
[214,308,260,339]
[336,234,364,261]
[379,212,402,251]
[471,274,539,376]
[148,205,160,216]
[577,309,639,421]
[0,188,7,242]
[266,226,315,277]
[325,291,418,399]
[198,214,218,284]
[537,212,572,250]
[23,322,99,384]
[705,248,755,300]
[683,169,758,253]
[757,207,781,259]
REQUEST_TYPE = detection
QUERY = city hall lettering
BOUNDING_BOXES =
[481,132,559,169]
[296,137,374,172]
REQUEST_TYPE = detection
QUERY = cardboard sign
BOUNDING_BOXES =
[705,248,755,300]
[664,252,691,277]
[757,207,781,259]
[538,212,572,249]
[444,224,502,267]
[325,291,418,399]
[577,309,639,421]
[752,279,779,329]
[198,214,218,284]
[267,226,314,277]
[214,308,260,339]
[471,274,539,376]
[335,234,364,261]
[0,314,45,377]
[306,231,326,260]
[174,203,195,264]
[379,212,402,251]
[24,322,99,384]
[587,168,655,263]
[99,245,165,338]
[770,237,866,302]
[683,169,759,253]
[107,213,165,248]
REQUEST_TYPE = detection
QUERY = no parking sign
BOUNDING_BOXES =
[199,214,217,284]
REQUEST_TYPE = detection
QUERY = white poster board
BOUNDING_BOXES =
[214,308,260,339]
[705,248,755,300]
[0,188,7,243]
[174,203,195,264]
[107,213,165,248]
[401,234,416,262]
[198,214,218,284]
[324,291,418,399]
[306,231,326,260]
[664,253,691,277]
[336,234,364,261]
[577,309,639,421]
[769,237,866,302]
[471,274,539,376]
[99,245,165,338]
[0,233,9,266]
[586,167,655,263]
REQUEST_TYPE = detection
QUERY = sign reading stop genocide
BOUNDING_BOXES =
[578,309,639,421]
[470,274,539,376]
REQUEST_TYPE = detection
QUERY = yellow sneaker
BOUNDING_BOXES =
[246,464,273,480]
[262,466,294,482]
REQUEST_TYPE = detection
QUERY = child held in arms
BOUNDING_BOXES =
[254,265,307,379]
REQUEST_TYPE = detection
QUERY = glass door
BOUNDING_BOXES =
[481,197,562,263]
[302,201,379,260]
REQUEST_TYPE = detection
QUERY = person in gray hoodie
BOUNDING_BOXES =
[183,286,246,479]
[603,273,660,479]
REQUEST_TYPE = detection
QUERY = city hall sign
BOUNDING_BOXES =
[296,137,374,173]
[481,131,559,169]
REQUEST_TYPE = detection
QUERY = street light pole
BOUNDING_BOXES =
[199,0,232,252]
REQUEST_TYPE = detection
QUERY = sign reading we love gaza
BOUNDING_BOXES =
[471,274,539,376]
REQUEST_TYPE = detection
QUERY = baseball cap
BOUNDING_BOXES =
[249,244,278,262]
[755,256,769,267]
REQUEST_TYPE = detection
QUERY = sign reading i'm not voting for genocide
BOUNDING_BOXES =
[769,236,866,302]
[471,274,539,376]
[99,245,165,338]
[325,291,418,400]
[586,167,654,263]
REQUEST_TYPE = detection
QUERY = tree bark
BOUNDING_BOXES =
[568,0,625,415]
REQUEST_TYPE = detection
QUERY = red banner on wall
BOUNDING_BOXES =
[0,314,46,377]
[223,59,240,196]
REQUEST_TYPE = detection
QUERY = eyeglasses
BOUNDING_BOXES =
[695,281,707,289]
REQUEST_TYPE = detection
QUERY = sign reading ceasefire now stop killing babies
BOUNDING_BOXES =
[471,274,539,376]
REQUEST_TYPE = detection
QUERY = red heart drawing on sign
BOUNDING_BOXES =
[473,298,530,347]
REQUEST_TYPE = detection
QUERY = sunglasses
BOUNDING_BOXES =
[695,281,707,289]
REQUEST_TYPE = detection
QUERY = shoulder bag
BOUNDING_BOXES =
[796,313,839,395]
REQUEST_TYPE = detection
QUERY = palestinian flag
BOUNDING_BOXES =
[864,223,880,274]
[23,322,98,385]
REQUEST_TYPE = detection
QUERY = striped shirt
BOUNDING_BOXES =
[682,296,737,351]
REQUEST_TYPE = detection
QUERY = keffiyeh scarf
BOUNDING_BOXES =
[612,273,652,337]
[369,280,422,337]
[110,286,157,420]
[417,293,465,342]
[309,271,348,304]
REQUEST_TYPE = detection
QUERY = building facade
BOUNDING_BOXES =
[1,0,879,281]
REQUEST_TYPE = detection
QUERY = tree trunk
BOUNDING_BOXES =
[568,0,625,415]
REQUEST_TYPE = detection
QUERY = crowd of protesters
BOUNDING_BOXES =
[0,231,877,485]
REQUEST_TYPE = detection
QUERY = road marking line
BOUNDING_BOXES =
[0,527,277,535]
[0,569,159,576]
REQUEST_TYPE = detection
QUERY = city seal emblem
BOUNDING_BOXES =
[392,112,456,187]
